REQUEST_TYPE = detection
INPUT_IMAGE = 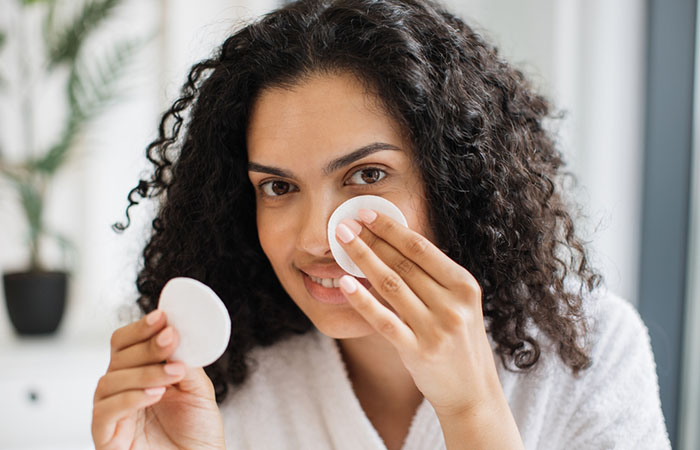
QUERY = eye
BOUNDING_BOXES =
[348,167,387,185]
[259,180,295,197]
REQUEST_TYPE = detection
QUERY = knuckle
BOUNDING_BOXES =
[109,331,121,351]
[382,217,398,235]
[453,270,481,295]
[419,337,442,360]
[378,319,396,336]
[354,296,373,313]
[364,232,380,249]
[107,354,121,372]
[406,235,428,257]
[472,280,483,297]
[463,278,482,299]
[94,375,108,399]
[380,273,401,294]
[442,307,468,330]
[393,257,414,277]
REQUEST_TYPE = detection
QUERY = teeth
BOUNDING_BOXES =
[309,275,341,288]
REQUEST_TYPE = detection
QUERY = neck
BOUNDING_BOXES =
[335,332,423,411]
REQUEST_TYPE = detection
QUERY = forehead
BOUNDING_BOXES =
[246,72,408,162]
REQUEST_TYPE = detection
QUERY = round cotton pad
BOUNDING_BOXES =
[328,195,408,278]
[157,277,231,368]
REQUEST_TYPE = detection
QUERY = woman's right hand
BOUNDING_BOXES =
[92,309,225,450]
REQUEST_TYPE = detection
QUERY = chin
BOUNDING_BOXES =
[312,310,377,339]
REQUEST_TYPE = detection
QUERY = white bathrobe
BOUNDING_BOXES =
[219,288,671,449]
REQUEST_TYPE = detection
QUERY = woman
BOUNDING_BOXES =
[91,0,670,448]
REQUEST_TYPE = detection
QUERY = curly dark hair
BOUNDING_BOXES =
[115,0,603,403]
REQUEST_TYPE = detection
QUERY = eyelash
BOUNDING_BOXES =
[256,166,388,201]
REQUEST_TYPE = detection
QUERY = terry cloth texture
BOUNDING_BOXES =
[219,289,671,449]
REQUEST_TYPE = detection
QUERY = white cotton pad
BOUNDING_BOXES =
[157,277,231,368]
[328,195,408,278]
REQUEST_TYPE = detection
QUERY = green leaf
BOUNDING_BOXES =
[70,36,145,117]
[16,180,43,241]
[32,36,145,175]
[29,112,80,174]
[46,0,123,68]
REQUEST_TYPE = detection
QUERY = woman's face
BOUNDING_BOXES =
[246,72,434,339]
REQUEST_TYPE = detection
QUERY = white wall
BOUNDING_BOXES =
[448,0,647,305]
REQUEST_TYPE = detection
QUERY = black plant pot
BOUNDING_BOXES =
[3,271,68,335]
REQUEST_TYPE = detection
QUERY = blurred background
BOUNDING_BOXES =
[0,0,697,448]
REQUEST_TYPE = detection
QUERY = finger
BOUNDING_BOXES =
[94,362,186,401]
[338,275,416,349]
[92,387,166,448]
[357,209,479,292]
[110,310,167,353]
[348,219,449,313]
[109,326,179,371]
[108,416,136,450]
[336,222,432,334]
[176,366,218,400]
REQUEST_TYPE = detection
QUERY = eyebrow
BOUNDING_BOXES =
[247,142,402,179]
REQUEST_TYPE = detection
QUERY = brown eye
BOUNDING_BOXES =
[260,180,293,197]
[271,181,289,195]
[349,167,386,185]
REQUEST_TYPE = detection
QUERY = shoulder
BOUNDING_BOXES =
[568,289,670,448]
[585,289,648,356]
[574,288,660,400]
[517,287,670,449]
[495,287,651,383]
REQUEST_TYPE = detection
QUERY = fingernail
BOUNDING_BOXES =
[144,386,166,396]
[145,309,161,325]
[339,275,357,294]
[341,218,362,235]
[357,209,377,224]
[164,363,185,376]
[156,327,173,347]
[336,223,355,243]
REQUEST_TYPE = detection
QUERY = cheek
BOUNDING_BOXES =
[391,189,434,243]
[406,183,436,242]
[411,201,436,243]
[256,208,293,263]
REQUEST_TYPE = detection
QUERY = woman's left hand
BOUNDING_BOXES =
[334,209,506,420]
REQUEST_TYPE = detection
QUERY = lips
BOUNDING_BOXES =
[302,271,348,304]
[298,265,349,279]
[299,267,372,304]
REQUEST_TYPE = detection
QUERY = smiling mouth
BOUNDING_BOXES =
[308,274,342,288]
[303,271,373,290]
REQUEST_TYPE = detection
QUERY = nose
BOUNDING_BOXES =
[296,196,334,257]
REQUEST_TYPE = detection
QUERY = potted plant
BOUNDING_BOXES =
[0,0,145,335]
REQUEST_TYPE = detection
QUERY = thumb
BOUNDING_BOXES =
[174,366,217,400]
